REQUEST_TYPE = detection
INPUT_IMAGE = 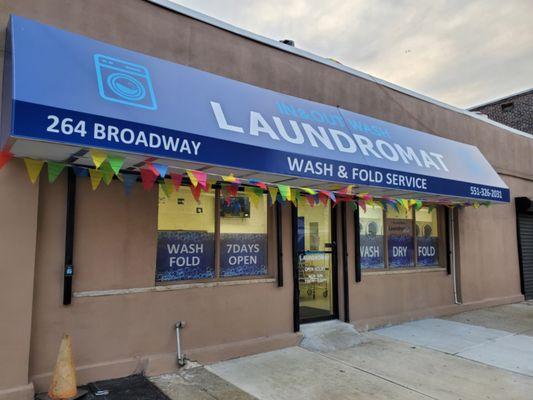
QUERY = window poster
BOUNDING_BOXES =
[387,217,414,267]
[360,207,385,268]
[156,231,215,281]
[220,233,268,277]
[417,235,439,266]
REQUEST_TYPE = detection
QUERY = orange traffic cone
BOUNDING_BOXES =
[48,334,77,400]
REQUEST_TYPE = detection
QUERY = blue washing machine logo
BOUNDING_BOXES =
[94,54,157,110]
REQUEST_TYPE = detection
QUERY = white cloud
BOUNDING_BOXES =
[172,0,533,108]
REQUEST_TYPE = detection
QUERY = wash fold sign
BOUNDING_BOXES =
[1,15,509,202]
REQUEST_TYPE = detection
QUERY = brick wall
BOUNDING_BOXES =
[471,90,533,135]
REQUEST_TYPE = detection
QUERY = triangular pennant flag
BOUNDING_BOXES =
[302,188,317,196]
[414,200,423,211]
[358,199,367,213]
[186,170,207,189]
[305,194,315,207]
[268,186,279,204]
[249,179,267,190]
[222,174,240,184]
[72,166,89,177]
[161,178,175,198]
[190,184,202,202]
[100,162,115,185]
[107,154,125,175]
[473,202,480,209]
[122,173,137,195]
[89,169,103,190]
[400,199,409,211]
[318,191,329,207]
[151,162,168,178]
[90,149,107,168]
[290,189,299,207]
[47,161,66,183]
[170,173,183,191]
[24,158,45,184]
[244,186,260,207]
[140,168,158,190]
[278,184,290,201]
[224,183,239,198]
[0,151,13,170]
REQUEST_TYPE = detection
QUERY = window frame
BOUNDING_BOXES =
[360,205,447,272]
[156,184,275,285]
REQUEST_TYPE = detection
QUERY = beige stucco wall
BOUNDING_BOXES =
[0,0,531,398]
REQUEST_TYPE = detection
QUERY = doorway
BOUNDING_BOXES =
[294,201,338,324]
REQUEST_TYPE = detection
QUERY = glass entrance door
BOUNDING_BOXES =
[296,201,337,323]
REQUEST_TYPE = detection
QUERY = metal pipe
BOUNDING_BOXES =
[175,321,186,366]
[449,210,460,304]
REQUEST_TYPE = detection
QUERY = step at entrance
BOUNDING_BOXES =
[300,320,365,352]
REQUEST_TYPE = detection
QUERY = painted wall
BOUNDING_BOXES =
[0,0,530,398]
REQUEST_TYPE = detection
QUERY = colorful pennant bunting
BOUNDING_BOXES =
[190,184,202,202]
[140,168,158,190]
[278,184,290,202]
[249,179,267,190]
[268,186,279,204]
[222,174,240,184]
[244,186,261,207]
[151,162,168,178]
[72,166,89,177]
[89,169,103,190]
[170,173,183,191]
[100,162,115,185]
[161,178,175,198]
[358,199,367,213]
[47,161,66,183]
[24,158,45,184]
[0,151,13,170]
[122,173,137,195]
[90,149,107,168]
[186,170,207,189]
[107,154,125,175]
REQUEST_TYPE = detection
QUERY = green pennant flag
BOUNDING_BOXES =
[161,178,174,198]
[244,186,260,207]
[414,200,423,211]
[107,154,125,175]
[100,161,115,185]
[278,184,290,201]
[47,161,66,183]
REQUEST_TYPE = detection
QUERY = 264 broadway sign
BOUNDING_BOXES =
[4,15,510,202]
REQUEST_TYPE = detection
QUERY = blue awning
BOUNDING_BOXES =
[1,15,509,202]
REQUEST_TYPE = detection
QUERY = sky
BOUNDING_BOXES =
[171,0,533,109]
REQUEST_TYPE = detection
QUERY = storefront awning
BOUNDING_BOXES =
[1,15,510,203]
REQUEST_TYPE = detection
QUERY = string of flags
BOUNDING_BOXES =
[0,148,491,211]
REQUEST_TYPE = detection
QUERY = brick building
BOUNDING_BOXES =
[470,88,533,135]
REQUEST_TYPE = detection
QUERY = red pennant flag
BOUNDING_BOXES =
[170,173,183,191]
[305,194,315,207]
[318,192,329,206]
[140,168,158,190]
[186,170,207,189]
[358,199,367,213]
[0,151,13,170]
[190,184,202,202]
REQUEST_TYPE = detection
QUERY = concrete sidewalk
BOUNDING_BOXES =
[153,302,533,399]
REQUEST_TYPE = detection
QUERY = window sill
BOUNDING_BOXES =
[363,267,447,276]
[73,277,277,298]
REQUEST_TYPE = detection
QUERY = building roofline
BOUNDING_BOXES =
[468,87,533,110]
[147,0,532,140]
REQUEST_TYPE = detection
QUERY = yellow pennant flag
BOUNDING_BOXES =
[89,169,103,190]
[186,170,198,187]
[400,199,409,211]
[302,187,317,195]
[90,149,107,168]
[268,186,279,203]
[244,186,260,207]
[24,158,45,184]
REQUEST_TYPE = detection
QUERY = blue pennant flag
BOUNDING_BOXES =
[152,162,168,178]
[122,173,138,195]
[72,166,89,177]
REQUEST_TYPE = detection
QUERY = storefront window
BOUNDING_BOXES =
[156,185,270,283]
[359,205,446,270]
[386,208,414,268]
[220,193,268,277]
[359,205,385,269]
[156,185,216,282]
[415,207,440,266]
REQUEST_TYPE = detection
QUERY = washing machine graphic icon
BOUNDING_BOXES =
[94,54,157,110]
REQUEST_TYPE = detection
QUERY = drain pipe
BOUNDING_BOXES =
[175,321,186,366]
[449,211,460,304]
